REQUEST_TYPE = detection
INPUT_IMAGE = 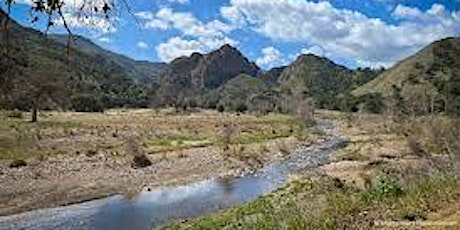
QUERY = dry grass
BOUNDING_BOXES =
[400,116,460,157]
[0,109,300,162]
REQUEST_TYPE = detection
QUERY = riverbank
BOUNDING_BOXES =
[0,110,313,216]
[0,117,345,230]
[163,111,460,229]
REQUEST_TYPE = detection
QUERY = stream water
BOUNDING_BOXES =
[0,120,348,230]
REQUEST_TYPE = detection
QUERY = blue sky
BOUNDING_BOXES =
[3,0,460,70]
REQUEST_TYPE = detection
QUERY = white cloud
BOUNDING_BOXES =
[136,8,232,37]
[156,36,237,62]
[16,0,117,34]
[168,0,189,4]
[392,4,426,20]
[256,46,288,68]
[136,8,236,62]
[137,41,149,49]
[55,12,117,34]
[156,37,202,62]
[98,37,111,43]
[144,19,170,30]
[221,6,246,27]
[221,0,460,67]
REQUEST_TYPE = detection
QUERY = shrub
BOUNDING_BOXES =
[71,94,105,112]
[86,149,98,157]
[219,123,235,152]
[125,137,152,169]
[235,103,248,113]
[217,104,225,113]
[362,175,404,204]
[356,93,385,113]
[9,159,27,168]
[403,117,460,157]
[5,110,23,119]
[132,154,152,168]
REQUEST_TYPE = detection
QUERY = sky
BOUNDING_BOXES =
[3,0,460,70]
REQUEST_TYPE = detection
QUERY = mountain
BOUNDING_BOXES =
[354,37,460,96]
[50,34,167,84]
[0,8,385,114]
[214,74,272,111]
[0,9,154,111]
[160,44,260,89]
[217,74,268,99]
[259,66,286,84]
[155,48,381,111]
[277,54,355,109]
[353,37,460,114]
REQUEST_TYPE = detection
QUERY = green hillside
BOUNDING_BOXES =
[0,9,159,112]
[353,37,460,114]
[278,54,361,109]
[50,34,167,84]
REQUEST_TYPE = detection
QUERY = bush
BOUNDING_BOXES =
[5,110,23,119]
[9,159,27,168]
[402,117,460,156]
[219,123,235,152]
[217,104,225,113]
[132,154,152,168]
[71,94,105,112]
[125,137,152,169]
[235,102,248,113]
[356,93,385,113]
[362,174,404,204]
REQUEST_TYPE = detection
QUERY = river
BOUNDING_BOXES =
[0,120,348,230]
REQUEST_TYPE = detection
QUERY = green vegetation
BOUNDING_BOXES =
[1,9,384,120]
[278,54,383,110]
[353,37,460,116]
[1,6,460,228]
[0,10,164,121]
[164,171,460,230]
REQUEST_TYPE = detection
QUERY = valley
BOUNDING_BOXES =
[1,2,460,229]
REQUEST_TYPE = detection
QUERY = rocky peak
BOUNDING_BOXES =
[214,44,240,55]
[162,44,260,89]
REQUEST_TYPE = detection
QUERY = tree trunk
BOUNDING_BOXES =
[31,106,37,123]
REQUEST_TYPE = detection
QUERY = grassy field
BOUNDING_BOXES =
[0,109,302,161]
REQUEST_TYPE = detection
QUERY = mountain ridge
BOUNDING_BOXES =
[50,34,168,84]
[0,9,156,111]
[159,44,260,89]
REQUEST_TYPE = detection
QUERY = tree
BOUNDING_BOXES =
[383,85,404,122]
[71,94,104,112]
[401,84,439,116]
[247,92,277,115]
[21,62,69,122]
[0,52,26,107]
[2,0,116,54]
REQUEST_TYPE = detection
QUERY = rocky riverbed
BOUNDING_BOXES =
[0,119,348,230]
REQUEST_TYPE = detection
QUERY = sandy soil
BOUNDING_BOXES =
[0,137,300,216]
